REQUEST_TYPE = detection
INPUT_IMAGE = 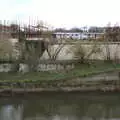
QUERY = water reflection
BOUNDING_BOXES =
[0,93,120,120]
[0,105,23,120]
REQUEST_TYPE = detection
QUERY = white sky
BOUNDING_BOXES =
[0,0,120,29]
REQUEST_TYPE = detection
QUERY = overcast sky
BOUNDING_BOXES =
[0,0,120,28]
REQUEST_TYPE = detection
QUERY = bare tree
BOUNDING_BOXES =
[69,42,101,64]
[113,45,120,63]
[44,38,65,61]
[105,24,120,42]
[16,37,46,71]
[14,21,65,71]
[103,43,111,61]
[16,21,51,71]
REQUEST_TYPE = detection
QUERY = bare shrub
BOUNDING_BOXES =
[69,42,102,64]
[45,39,65,61]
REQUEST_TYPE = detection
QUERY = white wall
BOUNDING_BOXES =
[41,44,120,60]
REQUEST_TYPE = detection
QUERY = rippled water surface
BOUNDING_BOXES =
[0,93,120,120]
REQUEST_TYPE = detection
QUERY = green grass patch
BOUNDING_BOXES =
[0,61,120,83]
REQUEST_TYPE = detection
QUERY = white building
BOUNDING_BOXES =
[53,32,104,40]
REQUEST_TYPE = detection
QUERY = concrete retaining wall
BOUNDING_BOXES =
[41,44,120,60]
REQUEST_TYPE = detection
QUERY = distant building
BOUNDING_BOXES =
[53,32,104,40]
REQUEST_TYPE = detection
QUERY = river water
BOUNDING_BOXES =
[0,92,120,120]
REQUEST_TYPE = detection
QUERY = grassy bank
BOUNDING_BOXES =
[0,61,120,83]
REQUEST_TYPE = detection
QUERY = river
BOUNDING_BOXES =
[0,92,120,120]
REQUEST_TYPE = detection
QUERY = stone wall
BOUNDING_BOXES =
[0,63,74,73]
[37,63,74,71]
[19,63,74,73]
[0,64,16,72]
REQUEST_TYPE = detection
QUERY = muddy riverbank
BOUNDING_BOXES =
[0,70,120,96]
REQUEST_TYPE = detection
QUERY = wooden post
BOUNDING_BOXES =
[23,83,26,95]
[11,83,14,96]
[118,72,120,90]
